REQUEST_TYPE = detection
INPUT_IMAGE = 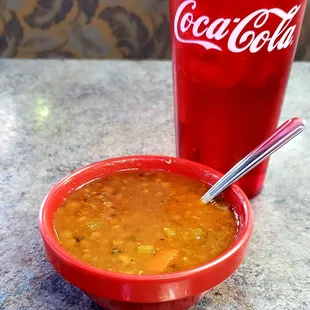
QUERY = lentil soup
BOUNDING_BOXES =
[54,171,238,275]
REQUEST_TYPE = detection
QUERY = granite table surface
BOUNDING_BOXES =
[0,60,309,310]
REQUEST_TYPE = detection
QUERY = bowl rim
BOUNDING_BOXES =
[39,155,253,283]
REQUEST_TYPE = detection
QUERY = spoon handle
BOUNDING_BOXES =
[201,117,305,204]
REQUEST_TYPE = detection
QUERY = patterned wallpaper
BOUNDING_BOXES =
[0,0,309,60]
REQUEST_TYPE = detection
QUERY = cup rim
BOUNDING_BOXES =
[39,155,253,283]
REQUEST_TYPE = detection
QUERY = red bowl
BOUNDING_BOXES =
[39,155,253,310]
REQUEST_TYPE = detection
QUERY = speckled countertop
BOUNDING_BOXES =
[0,60,309,310]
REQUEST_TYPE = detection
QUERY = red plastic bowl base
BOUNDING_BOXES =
[85,292,206,310]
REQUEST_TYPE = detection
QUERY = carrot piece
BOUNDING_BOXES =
[144,249,179,273]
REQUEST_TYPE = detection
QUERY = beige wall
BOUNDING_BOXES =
[0,0,309,60]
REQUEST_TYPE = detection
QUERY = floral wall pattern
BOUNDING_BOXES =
[0,0,309,60]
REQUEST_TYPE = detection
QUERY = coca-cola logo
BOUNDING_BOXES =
[174,0,302,53]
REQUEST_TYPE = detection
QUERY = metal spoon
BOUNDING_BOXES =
[200,117,305,204]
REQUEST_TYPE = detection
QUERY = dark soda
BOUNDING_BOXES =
[170,0,307,198]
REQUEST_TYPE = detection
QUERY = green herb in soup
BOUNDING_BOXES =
[54,171,238,274]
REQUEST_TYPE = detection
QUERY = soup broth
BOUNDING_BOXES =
[54,171,238,274]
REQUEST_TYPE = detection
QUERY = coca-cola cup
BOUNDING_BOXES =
[170,0,307,198]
